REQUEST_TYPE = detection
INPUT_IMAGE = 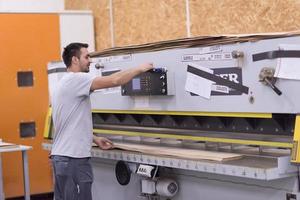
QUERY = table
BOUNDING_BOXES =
[0,144,32,200]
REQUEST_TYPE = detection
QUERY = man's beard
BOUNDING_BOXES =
[81,66,90,73]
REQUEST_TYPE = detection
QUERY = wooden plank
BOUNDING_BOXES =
[113,142,242,162]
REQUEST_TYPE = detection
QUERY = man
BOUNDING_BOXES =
[50,42,153,200]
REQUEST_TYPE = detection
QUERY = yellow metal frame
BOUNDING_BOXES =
[93,128,293,148]
[43,107,52,139]
[92,109,272,118]
[291,115,300,163]
[45,108,294,149]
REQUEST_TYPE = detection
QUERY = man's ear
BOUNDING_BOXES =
[71,56,79,65]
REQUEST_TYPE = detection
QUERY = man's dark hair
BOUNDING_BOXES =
[62,43,89,67]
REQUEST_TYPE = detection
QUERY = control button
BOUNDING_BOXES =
[160,75,165,80]
[95,63,104,69]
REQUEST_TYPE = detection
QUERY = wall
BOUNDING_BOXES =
[0,13,61,197]
[65,0,300,51]
[0,1,94,198]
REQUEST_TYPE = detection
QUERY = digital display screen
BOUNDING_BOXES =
[132,78,141,90]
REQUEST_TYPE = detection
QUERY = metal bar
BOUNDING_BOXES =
[253,50,300,61]
[89,147,297,180]
[22,150,30,200]
[94,124,292,143]
[93,129,293,148]
[0,153,4,200]
[92,109,272,118]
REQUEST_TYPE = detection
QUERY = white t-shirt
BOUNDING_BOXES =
[51,72,94,158]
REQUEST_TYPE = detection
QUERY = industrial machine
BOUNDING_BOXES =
[44,32,300,200]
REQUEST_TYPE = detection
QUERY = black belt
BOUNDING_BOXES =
[252,50,300,61]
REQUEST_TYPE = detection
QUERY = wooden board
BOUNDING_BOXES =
[113,142,242,162]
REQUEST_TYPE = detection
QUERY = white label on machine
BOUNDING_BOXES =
[185,63,213,99]
[95,54,132,64]
[137,164,155,177]
[275,44,300,80]
[198,45,222,54]
[182,52,233,62]
[211,84,229,93]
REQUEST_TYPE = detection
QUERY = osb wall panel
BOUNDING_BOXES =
[65,0,111,50]
[190,0,300,36]
[113,0,186,47]
[65,0,300,50]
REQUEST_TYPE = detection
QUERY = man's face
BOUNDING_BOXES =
[78,48,91,73]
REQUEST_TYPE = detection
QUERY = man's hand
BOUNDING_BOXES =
[93,136,113,150]
[138,63,154,72]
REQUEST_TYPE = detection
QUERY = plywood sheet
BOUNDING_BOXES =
[113,142,242,162]
[65,0,300,50]
[65,0,111,50]
[113,0,186,47]
[190,0,300,36]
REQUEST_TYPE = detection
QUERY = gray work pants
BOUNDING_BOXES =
[51,156,93,200]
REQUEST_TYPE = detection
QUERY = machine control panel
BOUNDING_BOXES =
[121,68,173,96]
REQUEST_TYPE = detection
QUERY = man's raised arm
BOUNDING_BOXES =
[90,63,153,91]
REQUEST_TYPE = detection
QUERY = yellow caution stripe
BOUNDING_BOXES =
[93,128,292,148]
[92,109,272,118]
[291,115,300,163]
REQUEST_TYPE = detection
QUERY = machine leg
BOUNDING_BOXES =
[22,151,30,200]
[0,153,4,200]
